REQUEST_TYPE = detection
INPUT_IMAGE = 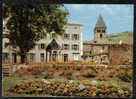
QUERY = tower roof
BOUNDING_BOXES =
[95,15,106,28]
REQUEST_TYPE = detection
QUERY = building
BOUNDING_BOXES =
[82,15,109,64]
[82,15,133,65]
[2,20,83,63]
[2,15,133,65]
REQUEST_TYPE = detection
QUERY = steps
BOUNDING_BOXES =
[2,65,11,77]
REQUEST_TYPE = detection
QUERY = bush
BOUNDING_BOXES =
[82,70,96,78]
[116,69,132,82]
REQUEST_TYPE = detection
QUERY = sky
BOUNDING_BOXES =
[64,4,134,41]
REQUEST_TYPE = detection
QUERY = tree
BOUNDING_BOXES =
[3,2,69,63]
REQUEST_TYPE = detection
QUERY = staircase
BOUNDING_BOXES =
[2,64,11,77]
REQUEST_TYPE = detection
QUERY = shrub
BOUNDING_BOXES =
[82,70,96,78]
[116,69,132,82]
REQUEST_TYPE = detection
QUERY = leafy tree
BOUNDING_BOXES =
[3,2,69,63]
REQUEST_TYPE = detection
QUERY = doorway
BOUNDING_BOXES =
[12,53,17,63]
[64,54,68,62]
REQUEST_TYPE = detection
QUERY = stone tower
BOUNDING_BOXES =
[94,15,107,42]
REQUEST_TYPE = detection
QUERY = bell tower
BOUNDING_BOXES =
[94,15,107,42]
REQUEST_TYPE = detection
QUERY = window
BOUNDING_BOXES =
[100,34,103,38]
[97,30,101,32]
[30,53,35,62]
[63,44,69,50]
[102,30,105,33]
[94,41,97,43]
[52,33,55,38]
[72,34,79,40]
[12,45,16,49]
[40,53,44,62]
[3,34,9,38]
[102,46,105,50]
[72,44,79,50]
[64,54,68,62]
[74,26,78,29]
[3,53,9,60]
[73,53,79,60]
[41,44,45,49]
[38,44,45,49]
[64,34,70,40]
[102,56,106,61]
[50,33,57,39]
[2,53,9,63]
[4,43,9,48]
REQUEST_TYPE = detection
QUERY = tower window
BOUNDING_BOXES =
[97,30,101,32]
[102,30,105,32]
[100,34,103,38]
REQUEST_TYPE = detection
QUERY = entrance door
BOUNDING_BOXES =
[64,54,68,62]
[52,51,57,62]
[12,53,17,63]
[40,53,44,62]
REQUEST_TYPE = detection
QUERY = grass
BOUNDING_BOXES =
[2,77,42,96]
[2,77,132,97]
[108,31,133,43]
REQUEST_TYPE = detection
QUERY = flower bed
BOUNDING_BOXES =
[11,64,132,83]
[9,79,132,97]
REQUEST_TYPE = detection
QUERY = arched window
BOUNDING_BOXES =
[100,34,103,38]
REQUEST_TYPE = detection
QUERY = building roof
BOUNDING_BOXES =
[46,39,61,50]
[82,51,109,57]
[95,15,106,28]
[83,40,133,45]
[66,23,83,26]
[83,40,109,45]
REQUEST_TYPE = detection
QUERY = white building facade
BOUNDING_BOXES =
[2,21,83,63]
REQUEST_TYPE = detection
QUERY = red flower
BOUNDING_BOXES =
[91,87,97,91]
[103,83,107,88]
[104,89,110,93]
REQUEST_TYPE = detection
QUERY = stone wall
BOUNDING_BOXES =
[108,44,133,65]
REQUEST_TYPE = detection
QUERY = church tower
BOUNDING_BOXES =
[94,15,107,42]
